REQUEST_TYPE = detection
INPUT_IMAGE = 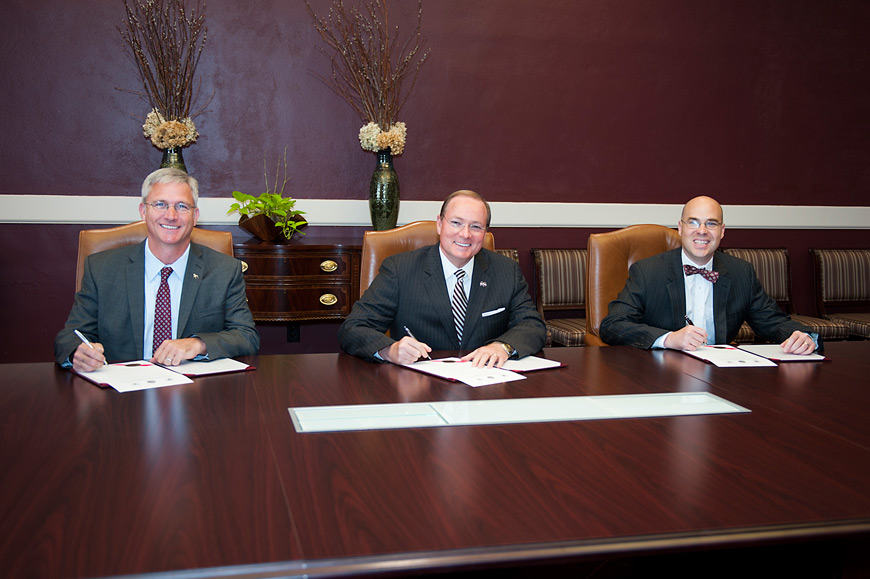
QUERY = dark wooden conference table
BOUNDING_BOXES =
[2,342,869,578]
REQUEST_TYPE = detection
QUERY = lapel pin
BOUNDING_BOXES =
[193,273,199,279]
[479,281,487,287]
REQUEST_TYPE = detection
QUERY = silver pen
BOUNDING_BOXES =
[74,329,108,365]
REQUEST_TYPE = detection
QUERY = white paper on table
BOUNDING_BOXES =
[737,344,826,362]
[289,392,751,433]
[161,358,251,376]
[501,355,563,372]
[76,360,194,392]
[402,357,527,387]
[682,345,777,367]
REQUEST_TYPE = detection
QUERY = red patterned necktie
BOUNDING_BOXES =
[683,264,719,283]
[152,267,173,355]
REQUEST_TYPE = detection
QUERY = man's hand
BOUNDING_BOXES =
[461,343,509,368]
[781,331,816,355]
[150,337,207,366]
[379,336,432,365]
[663,326,709,351]
[72,342,106,373]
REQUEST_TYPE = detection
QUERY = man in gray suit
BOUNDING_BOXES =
[339,190,546,368]
[55,168,259,373]
[600,195,816,354]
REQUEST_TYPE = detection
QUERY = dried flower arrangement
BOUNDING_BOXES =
[119,0,210,149]
[306,0,429,155]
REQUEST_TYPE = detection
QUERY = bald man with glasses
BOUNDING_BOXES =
[600,196,817,354]
[55,168,259,373]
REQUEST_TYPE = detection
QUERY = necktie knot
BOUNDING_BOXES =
[160,267,173,282]
[683,264,719,283]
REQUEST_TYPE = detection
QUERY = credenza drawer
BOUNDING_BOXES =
[234,242,361,322]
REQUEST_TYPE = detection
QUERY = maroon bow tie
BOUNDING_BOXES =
[683,264,719,283]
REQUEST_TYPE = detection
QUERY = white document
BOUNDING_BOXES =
[737,344,826,362]
[682,345,777,367]
[161,358,252,376]
[75,361,194,392]
[402,357,527,387]
[289,392,750,433]
[502,356,563,373]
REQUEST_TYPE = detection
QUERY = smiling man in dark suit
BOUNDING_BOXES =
[339,190,546,368]
[599,195,816,354]
[55,168,259,373]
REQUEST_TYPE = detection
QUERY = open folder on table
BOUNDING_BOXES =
[737,344,827,362]
[402,355,563,387]
[74,358,252,392]
[682,344,825,367]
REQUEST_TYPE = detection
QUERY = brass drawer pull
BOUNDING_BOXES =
[320,260,338,273]
[319,293,338,306]
[240,260,248,273]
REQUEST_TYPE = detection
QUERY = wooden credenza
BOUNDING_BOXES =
[234,241,361,322]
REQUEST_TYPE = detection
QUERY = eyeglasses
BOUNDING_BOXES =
[144,201,195,214]
[682,218,722,230]
[445,219,486,234]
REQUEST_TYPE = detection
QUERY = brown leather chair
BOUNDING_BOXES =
[75,221,234,292]
[585,224,681,346]
[359,220,495,298]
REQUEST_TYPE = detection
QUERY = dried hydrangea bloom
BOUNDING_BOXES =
[142,109,198,149]
[359,122,381,152]
[359,121,407,155]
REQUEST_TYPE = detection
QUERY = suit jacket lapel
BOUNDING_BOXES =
[464,251,491,348]
[712,253,731,344]
[127,241,146,358]
[178,243,204,337]
[665,250,687,328]
[422,246,457,347]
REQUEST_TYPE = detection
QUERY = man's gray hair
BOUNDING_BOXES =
[141,168,199,204]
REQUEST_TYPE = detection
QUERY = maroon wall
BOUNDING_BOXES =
[1,0,868,204]
[1,0,869,363]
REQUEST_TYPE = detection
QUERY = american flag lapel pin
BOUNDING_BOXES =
[479,281,487,287]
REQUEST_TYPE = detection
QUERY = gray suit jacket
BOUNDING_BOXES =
[54,240,259,365]
[599,248,811,349]
[338,245,547,361]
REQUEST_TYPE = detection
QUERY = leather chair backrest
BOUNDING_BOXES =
[75,221,234,292]
[360,220,495,298]
[585,224,681,346]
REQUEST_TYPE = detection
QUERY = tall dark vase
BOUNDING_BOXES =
[369,149,399,231]
[160,147,187,173]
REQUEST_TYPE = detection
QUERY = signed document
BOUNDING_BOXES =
[74,361,194,392]
[402,357,527,387]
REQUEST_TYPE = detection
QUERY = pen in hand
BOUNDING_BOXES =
[683,316,707,346]
[74,329,107,365]
[403,326,431,360]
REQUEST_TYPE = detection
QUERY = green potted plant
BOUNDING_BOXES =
[228,149,307,241]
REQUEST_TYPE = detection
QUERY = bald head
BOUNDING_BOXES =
[677,196,726,266]
[681,196,723,222]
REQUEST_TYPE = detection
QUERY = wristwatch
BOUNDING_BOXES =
[498,342,514,358]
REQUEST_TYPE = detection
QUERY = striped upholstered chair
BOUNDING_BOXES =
[532,249,587,347]
[810,249,870,339]
[723,248,850,343]
[495,248,519,263]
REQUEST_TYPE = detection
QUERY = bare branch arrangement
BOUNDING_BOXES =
[306,0,430,154]
[119,0,210,148]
